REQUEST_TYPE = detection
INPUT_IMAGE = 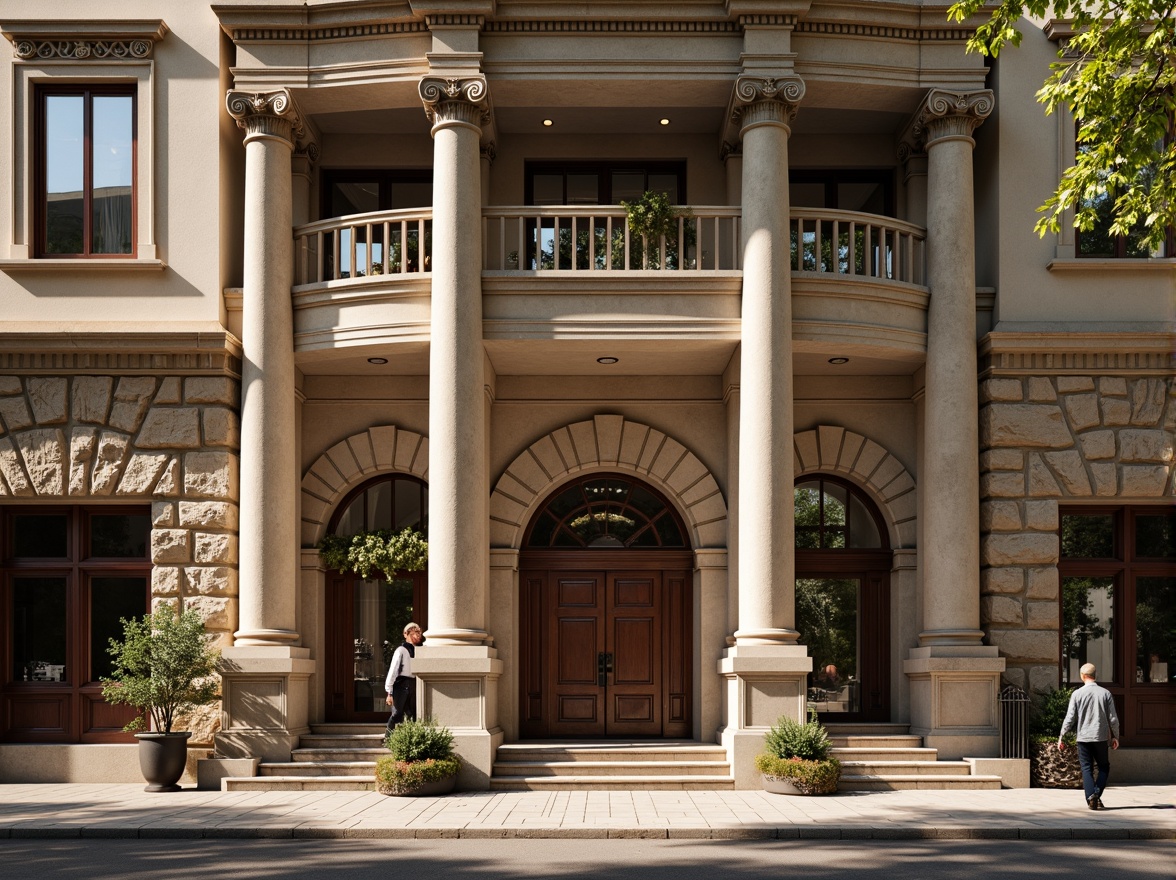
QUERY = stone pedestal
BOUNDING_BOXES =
[215,646,314,762]
[904,645,1004,758]
[412,645,504,790]
[718,645,812,789]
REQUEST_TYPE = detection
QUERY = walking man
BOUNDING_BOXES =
[1057,662,1120,810]
[385,622,423,735]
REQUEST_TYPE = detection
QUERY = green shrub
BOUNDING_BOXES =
[384,717,455,762]
[755,753,842,795]
[375,755,461,795]
[762,708,831,761]
[1029,687,1077,744]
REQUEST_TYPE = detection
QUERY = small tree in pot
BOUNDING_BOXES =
[755,707,842,795]
[101,603,221,792]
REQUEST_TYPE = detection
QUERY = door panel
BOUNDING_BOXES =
[606,573,662,736]
[548,573,605,735]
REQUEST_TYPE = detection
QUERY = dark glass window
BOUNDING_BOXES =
[12,514,68,558]
[794,477,883,550]
[1061,513,1116,558]
[525,162,686,206]
[13,577,68,682]
[789,169,894,217]
[89,576,149,681]
[89,514,150,558]
[36,85,135,257]
[334,475,427,538]
[524,475,687,549]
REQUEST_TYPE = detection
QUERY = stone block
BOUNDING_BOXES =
[154,377,182,405]
[1027,378,1056,402]
[1027,601,1059,629]
[1023,500,1058,531]
[1098,377,1127,397]
[186,566,238,596]
[0,376,21,396]
[152,501,177,527]
[0,436,32,495]
[1026,567,1058,600]
[151,565,183,596]
[981,405,1074,448]
[617,421,649,469]
[1062,394,1099,431]
[89,431,130,495]
[1029,666,1058,695]
[839,431,865,471]
[980,449,1023,471]
[1121,465,1169,496]
[886,487,917,521]
[1056,377,1094,393]
[681,472,720,507]
[393,430,424,474]
[981,501,1021,531]
[981,596,1022,625]
[368,425,397,468]
[982,567,1023,595]
[981,471,1025,498]
[855,439,887,478]
[183,452,239,500]
[1100,397,1130,426]
[184,595,234,632]
[871,455,904,490]
[1027,455,1061,496]
[178,501,239,530]
[185,377,238,406]
[0,395,33,431]
[72,376,114,423]
[16,429,65,495]
[194,532,238,565]
[117,453,169,495]
[594,414,624,464]
[817,424,845,468]
[1130,378,1166,426]
[202,409,240,448]
[68,428,98,496]
[108,377,157,433]
[1079,430,1115,460]
[794,430,819,472]
[567,419,600,467]
[152,528,191,564]
[989,629,1059,662]
[982,533,1059,566]
[1001,667,1026,691]
[665,453,708,496]
[325,439,361,482]
[1042,451,1091,495]
[155,457,181,496]
[1089,463,1117,496]
[27,378,67,424]
[983,378,1023,402]
[648,435,686,481]
[1117,429,1173,463]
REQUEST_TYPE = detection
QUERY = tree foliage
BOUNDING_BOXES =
[100,603,221,734]
[948,0,1176,251]
[318,527,429,580]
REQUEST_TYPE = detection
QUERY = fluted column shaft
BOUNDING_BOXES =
[919,90,993,646]
[734,77,803,645]
[227,90,301,645]
[421,78,489,645]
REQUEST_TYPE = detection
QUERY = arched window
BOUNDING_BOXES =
[330,475,427,537]
[524,474,687,549]
[794,476,885,550]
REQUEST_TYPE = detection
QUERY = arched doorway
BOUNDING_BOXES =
[795,475,891,722]
[519,474,694,739]
[323,474,429,723]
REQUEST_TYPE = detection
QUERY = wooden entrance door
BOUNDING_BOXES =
[520,554,692,739]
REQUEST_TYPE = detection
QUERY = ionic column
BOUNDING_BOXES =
[734,75,804,646]
[226,89,302,647]
[918,89,993,647]
[419,75,490,646]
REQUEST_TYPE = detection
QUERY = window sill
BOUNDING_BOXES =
[1047,258,1175,273]
[0,258,166,273]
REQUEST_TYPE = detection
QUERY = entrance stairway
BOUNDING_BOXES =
[827,723,1003,791]
[221,723,1003,792]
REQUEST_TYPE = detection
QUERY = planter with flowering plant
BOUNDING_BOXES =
[755,707,842,795]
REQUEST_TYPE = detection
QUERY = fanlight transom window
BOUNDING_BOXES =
[794,477,884,550]
[525,475,687,549]
[331,475,427,537]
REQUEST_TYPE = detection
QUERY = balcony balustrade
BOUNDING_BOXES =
[293,206,926,287]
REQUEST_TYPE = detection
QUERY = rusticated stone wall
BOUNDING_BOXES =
[0,374,240,745]
[979,375,1175,694]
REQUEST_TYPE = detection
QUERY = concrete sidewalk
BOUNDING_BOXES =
[0,783,1172,840]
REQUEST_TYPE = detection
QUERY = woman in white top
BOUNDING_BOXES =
[385,622,423,734]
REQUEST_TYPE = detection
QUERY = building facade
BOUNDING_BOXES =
[0,0,1172,787]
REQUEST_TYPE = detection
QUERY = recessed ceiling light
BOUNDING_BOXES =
[659,118,671,126]
[542,119,553,127]
[367,357,388,365]
[828,357,849,365]
[596,356,619,365]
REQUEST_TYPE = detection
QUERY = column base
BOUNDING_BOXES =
[214,646,315,762]
[718,644,812,789]
[412,644,504,790]
[903,645,1005,759]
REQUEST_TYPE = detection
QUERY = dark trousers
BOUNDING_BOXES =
[386,675,416,733]
[1077,740,1110,801]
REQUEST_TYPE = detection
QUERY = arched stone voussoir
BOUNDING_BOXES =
[492,417,728,551]
[300,425,429,547]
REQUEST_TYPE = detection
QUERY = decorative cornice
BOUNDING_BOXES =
[226,89,305,147]
[795,21,974,41]
[229,22,428,41]
[904,89,993,151]
[425,14,485,28]
[482,21,739,33]
[738,15,797,27]
[2,20,169,60]
[980,331,1176,376]
[419,75,491,130]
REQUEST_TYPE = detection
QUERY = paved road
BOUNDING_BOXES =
[1,838,1172,880]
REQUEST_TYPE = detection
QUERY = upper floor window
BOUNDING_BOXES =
[321,169,433,218]
[525,162,686,206]
[35,85,136,257]
[790,170,894,218]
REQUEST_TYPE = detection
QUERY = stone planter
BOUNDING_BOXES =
[761,774,805,796]
[135,731,192,792]
[1029,741,1082,788]
[378,771,457,797]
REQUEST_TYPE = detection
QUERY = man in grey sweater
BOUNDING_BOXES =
[1058,662,1120,810]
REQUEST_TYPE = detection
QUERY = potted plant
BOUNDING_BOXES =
[317,527,428,580]
[755,707,842,795]
[1028,686,1082,788]
[101,603,221,792]
[375,717,461,796]
[620,190,693,269]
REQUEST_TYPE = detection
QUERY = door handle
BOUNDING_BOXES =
[597,651,607,687]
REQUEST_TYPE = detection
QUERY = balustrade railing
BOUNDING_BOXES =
[294,208,432,285]
[294,206,927,286]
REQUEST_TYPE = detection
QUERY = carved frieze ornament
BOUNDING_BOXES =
[226,89,305,147]
[13,38,154,59]
[419,76,492,132]
[906,89,994,151]
[730,74,805,134]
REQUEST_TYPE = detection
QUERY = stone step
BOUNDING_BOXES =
[308,724,387,736]
[260,761,377,777]
[293,748,389,762]
[223,776,375,792]
[823,723,912,736]
[829,747,939,762]
[828,736,924,749]
[837,760,972,777]
[492,760,732,777]
[299,734,388,750]
[839,774,1003,791]
[496,743,727,764]
[488,775,736,791]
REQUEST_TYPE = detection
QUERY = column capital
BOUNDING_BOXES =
[226,89,305,148]
[725,74,804,143]
[419,75,491,135]
[904,89,993,152]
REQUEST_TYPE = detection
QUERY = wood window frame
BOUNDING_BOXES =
[788,168,896,218]
[524,161,688,206]
[33,83,138,259]
[319,168,434,219]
